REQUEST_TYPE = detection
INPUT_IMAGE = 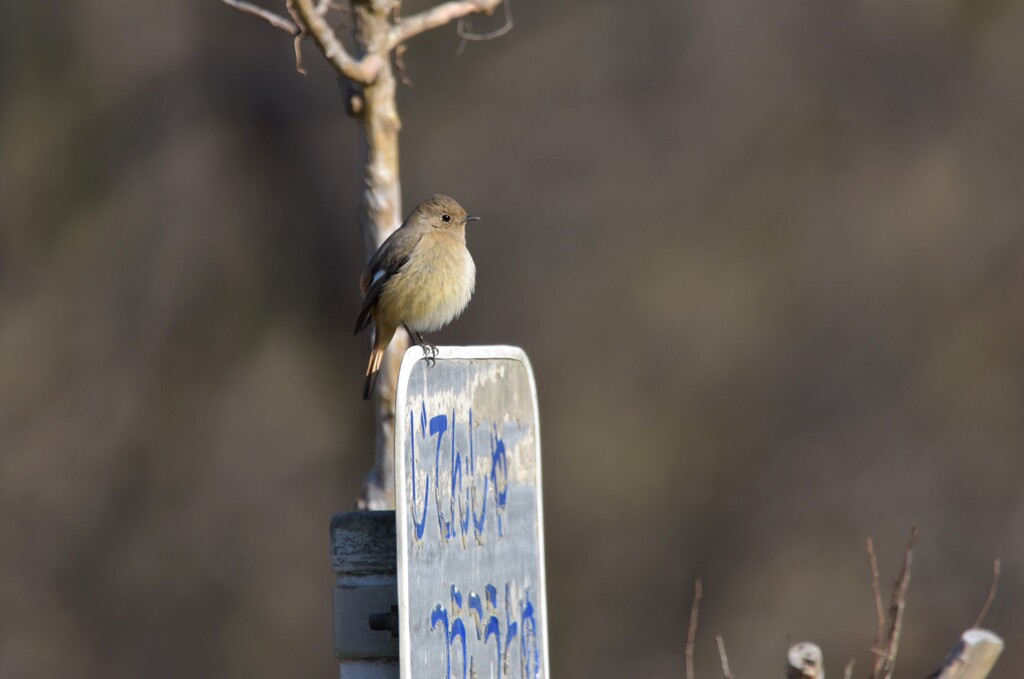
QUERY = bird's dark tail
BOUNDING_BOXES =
[363,326,395,400]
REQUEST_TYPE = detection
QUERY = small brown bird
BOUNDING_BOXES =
[355,195,480,399]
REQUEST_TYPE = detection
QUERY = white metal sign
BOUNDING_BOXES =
[395,346,549,679]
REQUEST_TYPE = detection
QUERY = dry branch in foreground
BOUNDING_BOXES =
[682,531,1004,679]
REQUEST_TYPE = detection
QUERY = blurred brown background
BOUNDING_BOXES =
[2,0,1023,677]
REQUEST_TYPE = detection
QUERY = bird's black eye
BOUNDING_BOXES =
[441,214,452,223]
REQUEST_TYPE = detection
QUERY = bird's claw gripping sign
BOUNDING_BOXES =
[395,346,550,679]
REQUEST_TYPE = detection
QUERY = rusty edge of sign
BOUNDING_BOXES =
[393,345,551,678]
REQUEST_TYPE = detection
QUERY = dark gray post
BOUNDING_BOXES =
[331,511,399,678]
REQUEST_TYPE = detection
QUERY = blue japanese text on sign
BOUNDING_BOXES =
[395,346,549,679]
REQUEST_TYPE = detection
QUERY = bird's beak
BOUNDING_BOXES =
[462,215,480,223]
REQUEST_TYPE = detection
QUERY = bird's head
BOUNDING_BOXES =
[413,194,480,231]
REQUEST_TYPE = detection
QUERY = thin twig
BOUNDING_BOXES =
[221,0,310,74]
[292,33,307,73]
[456,0,513,41]
[222,0,300,34]
[285,0,308,74]
[879,527,918,679]
[973,558,1001,629]
[843,658,855,679]
[866,538,885,676]
[716,634,734,679]
[290,0,382,83]
[387,0,504,50]
[686,579,702,679]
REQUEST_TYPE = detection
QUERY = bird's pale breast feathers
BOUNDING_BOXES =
[375,231,475,333]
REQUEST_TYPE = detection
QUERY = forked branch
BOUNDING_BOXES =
[226,0,507,82]
[291,0,383,83]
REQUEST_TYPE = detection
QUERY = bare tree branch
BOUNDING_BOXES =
[866,537,886,676]
[387,0,503,49]
[222,0,300,34]
[228,0,512,509]
[686,579,702,679]
[716,635,734,679]
[291,0,383,84]
[973,558,1001,629]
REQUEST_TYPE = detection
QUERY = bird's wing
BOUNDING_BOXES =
[353,233,422,335]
